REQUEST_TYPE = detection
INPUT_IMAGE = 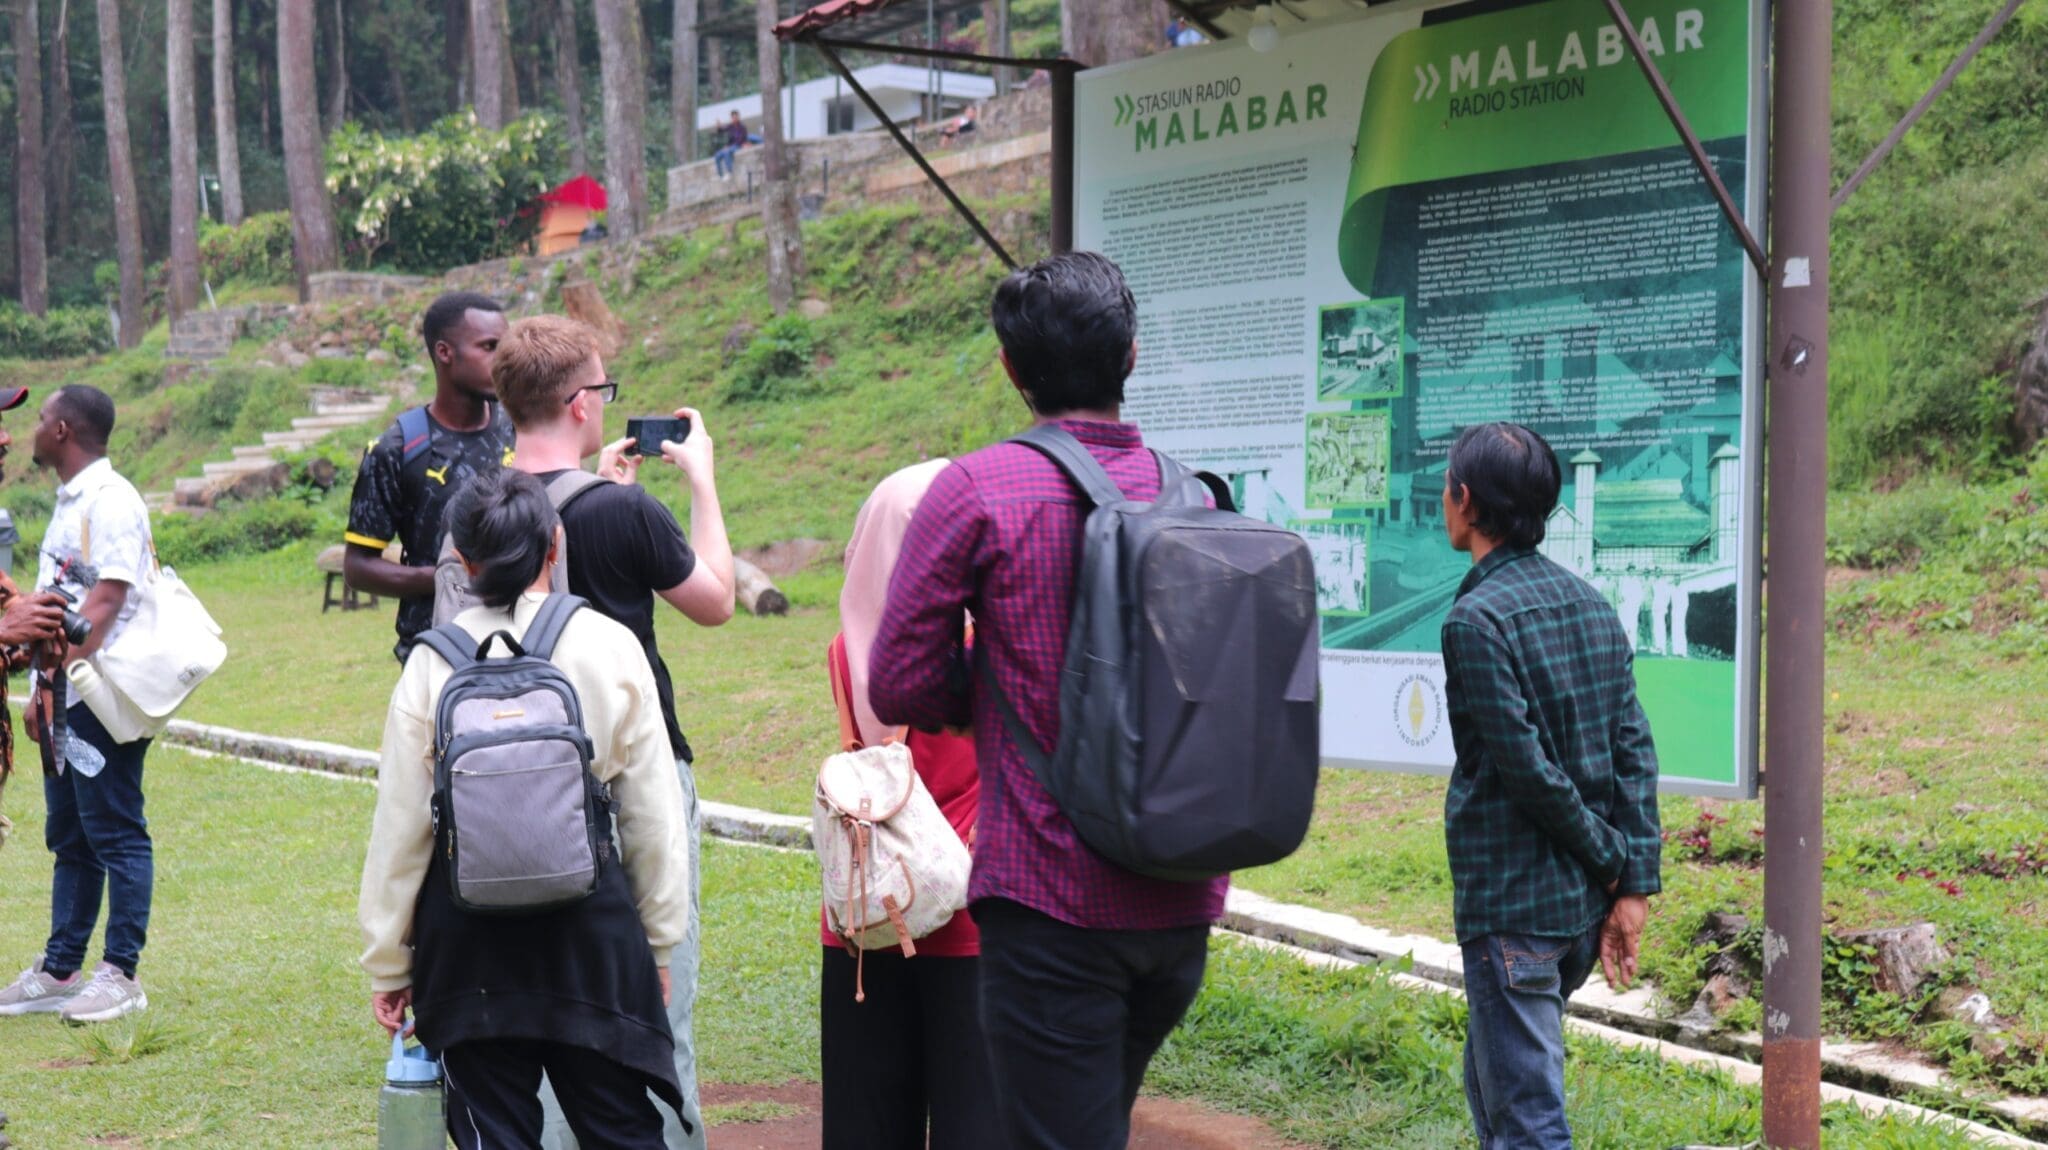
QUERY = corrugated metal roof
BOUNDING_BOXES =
[774,0,895,40]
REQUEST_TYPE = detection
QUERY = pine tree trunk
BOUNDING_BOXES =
[279,0,339,296]
[754,0,802,315]
[444,0,470,110]
[46,0,79,251]
[498,0,519,120]
[593,0,649,239]
[323,0,347,133]
[167,0,202,320]
[469,0,508,128]
[14,0,49,316]
[211,0,244,224]
[1061,0,1162,66]
[705,34,725,100]
[670,0,697,163]
[95,0,143,342]
[552,0,588,174]
[991,0,1011,95]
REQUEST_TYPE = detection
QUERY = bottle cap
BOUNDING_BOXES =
[386,1031,442,1085]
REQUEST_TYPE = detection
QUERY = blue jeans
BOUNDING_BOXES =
[713,146,740,176]
[1460,924,1601,1150]
[43,704,154,979]
[541,757,704,1150]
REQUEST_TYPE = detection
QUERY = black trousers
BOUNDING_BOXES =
[820,946,1004,1150]
[442,1039,666,1150]
[973,898,1209,1150]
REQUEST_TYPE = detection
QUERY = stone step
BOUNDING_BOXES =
[167,345,234,363]
[232,444,281,461]
[142,492,173,513]
[263,429,330,449]
[310,400,390,420]
[201,458,279,479]
[291,413,383,433]
[173,476,223,499]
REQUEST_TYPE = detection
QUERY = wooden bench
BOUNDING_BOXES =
[317,543,399,613]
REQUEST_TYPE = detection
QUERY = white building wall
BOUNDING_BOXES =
[697,64,996,142]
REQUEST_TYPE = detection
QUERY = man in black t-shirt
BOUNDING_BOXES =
[493,314,735,1150]
[344,292,514,663]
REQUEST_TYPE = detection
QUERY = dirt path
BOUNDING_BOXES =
[703,1081,1311,1150]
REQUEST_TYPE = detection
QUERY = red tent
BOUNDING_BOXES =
[542,174,608,212]
[537,175,607,256]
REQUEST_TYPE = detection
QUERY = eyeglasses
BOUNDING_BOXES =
[566,379,619,406]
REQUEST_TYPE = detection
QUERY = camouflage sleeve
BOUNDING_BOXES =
[346,438,402,552]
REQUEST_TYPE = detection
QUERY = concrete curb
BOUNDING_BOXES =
[157,721,2048,1144]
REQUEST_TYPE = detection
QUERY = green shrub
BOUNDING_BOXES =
[1826,480,1976,569]
[0,302,114,359]
[727,315,817,402]
[200,212,297,286]
[326,110,561,273]
[154,500,321,567]
[1827,451,2048,649]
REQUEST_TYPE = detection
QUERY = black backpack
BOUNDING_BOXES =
[415,594,613,915]
[988,424,1322,882]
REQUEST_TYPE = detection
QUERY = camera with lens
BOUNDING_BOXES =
[48,584,92,647]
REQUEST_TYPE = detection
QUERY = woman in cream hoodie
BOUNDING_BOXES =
[359,469,692,1149]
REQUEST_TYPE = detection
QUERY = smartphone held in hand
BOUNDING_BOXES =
[626,416,692,457]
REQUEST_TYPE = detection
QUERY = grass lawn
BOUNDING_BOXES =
[0,749,1989,1148]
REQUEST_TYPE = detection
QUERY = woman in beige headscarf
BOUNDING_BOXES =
[820,459,998,1150]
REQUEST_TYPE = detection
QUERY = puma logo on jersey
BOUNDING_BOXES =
[425,464,450,485]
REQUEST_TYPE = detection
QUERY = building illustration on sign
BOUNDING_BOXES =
[1541,440,1742,659]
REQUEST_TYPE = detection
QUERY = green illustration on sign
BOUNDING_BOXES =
[1294,519,1373,617]
[1306,412,1392,509]
[1319,300,1405,401]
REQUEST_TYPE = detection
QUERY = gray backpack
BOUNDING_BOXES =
[415,594,611,915]
[431,471,607,629]
[989,424,1322,881]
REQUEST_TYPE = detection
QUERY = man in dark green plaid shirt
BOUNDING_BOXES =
[1438,422,1662,1150]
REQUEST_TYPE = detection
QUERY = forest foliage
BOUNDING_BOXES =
[1,0,2046,485]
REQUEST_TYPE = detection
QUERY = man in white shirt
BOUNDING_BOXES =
[0,385,156,1024]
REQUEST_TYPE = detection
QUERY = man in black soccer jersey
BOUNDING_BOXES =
[344,292,515,663]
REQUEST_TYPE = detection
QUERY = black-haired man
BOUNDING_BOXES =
[0,385,159,1024]
[345,291,514,663]
[1438,422,1662,1149]
[869,252,1220,1149]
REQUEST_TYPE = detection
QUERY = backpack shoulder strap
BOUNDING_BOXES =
[396,407,435,469]
[414,624,477,672]
[521,594,588,661]
[1190,470,1236,513]
[1010,424,1124,508]
[546,469,609,513]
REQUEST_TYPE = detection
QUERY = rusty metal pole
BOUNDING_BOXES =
[1762,0,1830,1144]
[1051,64,1076,254]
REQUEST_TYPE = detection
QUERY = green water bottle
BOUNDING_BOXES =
[378,1030,445,1150]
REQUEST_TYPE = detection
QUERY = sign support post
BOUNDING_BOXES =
[1762,0,1830,1143]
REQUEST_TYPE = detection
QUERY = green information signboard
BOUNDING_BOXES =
[1075,0,1764,795]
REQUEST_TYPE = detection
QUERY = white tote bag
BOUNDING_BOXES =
[95,558,225,722]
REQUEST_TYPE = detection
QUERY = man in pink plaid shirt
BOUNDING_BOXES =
[870,252,1224,1150]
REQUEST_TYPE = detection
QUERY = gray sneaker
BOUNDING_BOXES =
[58,964,147,1025]
[0,958,83,1016]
